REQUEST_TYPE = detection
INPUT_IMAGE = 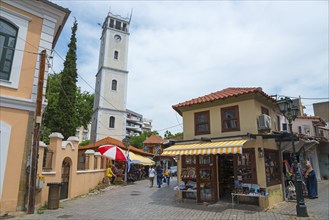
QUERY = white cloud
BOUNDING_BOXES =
[52,0,328,136]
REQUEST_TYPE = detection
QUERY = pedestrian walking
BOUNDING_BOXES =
[164,169,171,186]
[149,166,156,187]
[304,161,318,199]
[156,164,163,188]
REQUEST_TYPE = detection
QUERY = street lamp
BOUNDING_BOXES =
[277,97,308,217]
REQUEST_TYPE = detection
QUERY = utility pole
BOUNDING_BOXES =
[27,50,46,214]
[122,136,131,183]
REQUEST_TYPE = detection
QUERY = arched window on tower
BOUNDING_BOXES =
[114,50,119,60]
[112,80,117,91]
[109,116,115,128]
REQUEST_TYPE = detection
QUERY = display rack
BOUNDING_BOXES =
[181,155,197,200]
[236,148,257,184]
[199,155,215,202]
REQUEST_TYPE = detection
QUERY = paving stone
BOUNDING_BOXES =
[13,178,328,220]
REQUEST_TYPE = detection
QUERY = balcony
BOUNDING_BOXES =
[126,125,142,132]
[127,115,141,122]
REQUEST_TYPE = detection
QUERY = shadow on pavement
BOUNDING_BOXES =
[147,177,263,214]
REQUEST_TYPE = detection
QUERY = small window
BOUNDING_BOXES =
[122,23,127,32]
[298,126,302,134]
[194,110,210,135]
[282,123,287,131]
[109,19,114,28]
[115,21,121,30]
[109,116,115,128]
[114,51,118,59]
[261,107,269,115]
[221,105,240,132]
[0,18,18,80]
[276,116,280,131]
[111,80,117,91]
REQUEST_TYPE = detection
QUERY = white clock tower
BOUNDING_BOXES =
[90,12,131,143]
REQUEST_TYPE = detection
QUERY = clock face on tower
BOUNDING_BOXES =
[114,34,121,42]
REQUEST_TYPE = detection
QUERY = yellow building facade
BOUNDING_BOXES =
[0,0,69,213]
[164,87,284,208]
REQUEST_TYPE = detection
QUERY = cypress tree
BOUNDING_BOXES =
[58,19,78,139]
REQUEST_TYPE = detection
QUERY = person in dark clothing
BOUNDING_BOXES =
[304,161,318,199]
[156,165,163,188]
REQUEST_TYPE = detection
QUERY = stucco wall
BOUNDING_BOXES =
[35,134,105,208]
[182,97,277,140]
[0,2,42,97]
[0,108,29,212]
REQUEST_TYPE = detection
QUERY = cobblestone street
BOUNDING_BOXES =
[14,179,328,220]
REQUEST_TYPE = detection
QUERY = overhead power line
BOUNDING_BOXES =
[276,95,329,100]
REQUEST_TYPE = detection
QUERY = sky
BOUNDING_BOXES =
[51,0,328,137]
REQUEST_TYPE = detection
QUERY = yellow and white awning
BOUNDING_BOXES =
[125,151,155,166]
[161,139,247,156]
[131,152,155,166]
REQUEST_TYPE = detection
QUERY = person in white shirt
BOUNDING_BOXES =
[148,166,156,187]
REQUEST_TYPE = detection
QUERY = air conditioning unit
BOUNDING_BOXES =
[258,114,271,130]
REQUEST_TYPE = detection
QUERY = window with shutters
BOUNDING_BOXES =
[0,18,17,80]
[194,111,210,135]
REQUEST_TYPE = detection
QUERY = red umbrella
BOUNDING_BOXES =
[98,145,127,161]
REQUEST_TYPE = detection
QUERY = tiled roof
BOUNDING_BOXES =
[143,135,166,144]
[79,137,127,150]
[172,87,276,115]
[128,146,154,157]
[297,116,327,126]
[79,136,155,156]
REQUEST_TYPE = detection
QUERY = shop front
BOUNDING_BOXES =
[162,137,284,208]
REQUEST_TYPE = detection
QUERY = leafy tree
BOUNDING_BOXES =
[41,72,62,143]
[79,140,90,146]
[42,19,93,143]
[57,19,78,139]
[41,74,94,144]
[164,130,183,140]
[164,130,173,139]
[129,130,159,149]
[76,88,94,128]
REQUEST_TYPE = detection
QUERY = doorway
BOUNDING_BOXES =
[218,154,236,200]
[60,159,70,200]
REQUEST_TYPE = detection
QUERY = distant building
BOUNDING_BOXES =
[80,109,152,143]
[76,124,91,143]
[126,109,143,136]
[143,135,166,154]
[313,101,329,122]
[292,97,305,116]
[126,109,153,136]
[291,116,328,180]
[142,118,152,132]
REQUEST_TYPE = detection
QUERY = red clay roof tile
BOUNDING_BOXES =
[79,136,155,156]
[172,87,276,115]
[79,137,127,150]
[143,135,166,144]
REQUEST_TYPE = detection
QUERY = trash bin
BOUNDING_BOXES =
[47,182,62,209]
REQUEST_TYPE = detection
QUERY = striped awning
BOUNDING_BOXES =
[161,139,247,156]
[123,150,155,166]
